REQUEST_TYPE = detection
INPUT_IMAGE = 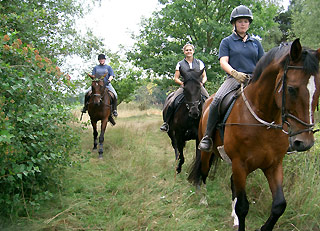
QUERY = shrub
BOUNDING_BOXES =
[0,32,80,217]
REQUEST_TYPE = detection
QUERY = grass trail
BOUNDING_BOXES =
[2,104,320,230]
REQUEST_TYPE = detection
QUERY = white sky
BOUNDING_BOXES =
[82,0,160,52]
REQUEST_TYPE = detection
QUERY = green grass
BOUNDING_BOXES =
[1,103,320,231]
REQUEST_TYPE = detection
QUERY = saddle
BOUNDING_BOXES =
[217,86,241,141]
[86,90,115,107]
[163,91,208,119]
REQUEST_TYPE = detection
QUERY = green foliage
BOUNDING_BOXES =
[0,32,80,217]
[289,0,320,49]
[127,0,281,90]
[0,0,104,63]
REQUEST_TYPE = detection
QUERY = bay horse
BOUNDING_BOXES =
[87,74,114,159]
[164,76,203,173]
[188,39,320,230]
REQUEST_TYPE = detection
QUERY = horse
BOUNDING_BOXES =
[188,38,320,230]
[164,76,203,173]
[87,74,114,159]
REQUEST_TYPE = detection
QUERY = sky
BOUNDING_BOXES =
[81,0,160,52]
[82,0,290,52]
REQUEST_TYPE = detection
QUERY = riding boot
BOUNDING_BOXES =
[160,104,173,132]
[198,101,220,152]
[112,97,118,117]
[81,93,90,113]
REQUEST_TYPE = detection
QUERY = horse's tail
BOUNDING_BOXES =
[187,148,202,186]
[188,149,219,186]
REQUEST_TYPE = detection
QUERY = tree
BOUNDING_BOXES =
[0,0,106,217]
[0,0,104,63]
[289,0,320,49]
[127,0,281,92]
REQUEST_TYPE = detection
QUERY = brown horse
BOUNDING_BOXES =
[188,39,320,230]
[87,74,114,159]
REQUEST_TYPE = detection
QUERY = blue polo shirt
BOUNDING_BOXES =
[218,33,264,74]
[92,64,114,86]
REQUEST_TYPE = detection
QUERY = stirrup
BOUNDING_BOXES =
[113,110,118,117]
[81,106,87,113]
[198,135,213,152]
[160,122,169,132]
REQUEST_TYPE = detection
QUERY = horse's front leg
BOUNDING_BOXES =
[232,159,249,231]
[176,140,185,174]
[98,118,108,159]
[91,120,98,150]
[259,162,286,231]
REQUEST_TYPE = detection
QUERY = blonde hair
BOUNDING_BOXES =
[183,43,195,51]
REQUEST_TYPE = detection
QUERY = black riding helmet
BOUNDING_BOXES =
[230,5,253,24]
[98,54,106,60]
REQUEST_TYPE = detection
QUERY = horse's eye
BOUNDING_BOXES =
[287,86,298,98]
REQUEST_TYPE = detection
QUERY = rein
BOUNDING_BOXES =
[226,57,317,136]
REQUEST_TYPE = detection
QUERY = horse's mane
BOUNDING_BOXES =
[251,42,319,83]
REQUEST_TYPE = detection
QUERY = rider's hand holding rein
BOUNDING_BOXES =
[231,70,249,83]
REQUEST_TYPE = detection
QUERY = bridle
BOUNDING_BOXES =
[240,56,318,137]
[185,100,201,110]
[91,79,107,104]
[183,77,202,116]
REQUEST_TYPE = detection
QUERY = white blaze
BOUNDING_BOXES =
[307,75,316,124]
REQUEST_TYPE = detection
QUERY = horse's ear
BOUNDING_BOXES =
[88,73,95,79]
[290,38,302,62]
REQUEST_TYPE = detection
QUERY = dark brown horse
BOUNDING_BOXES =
[164,77,203,173]
[188,39,320,230]
[87,74,113,159]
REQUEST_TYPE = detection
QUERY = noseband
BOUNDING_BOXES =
[185,100,201,110]
[91,80,106,102]
[241,57,317,137]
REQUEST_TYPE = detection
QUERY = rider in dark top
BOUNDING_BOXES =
[160,43,209,132]
[198,5,264,151]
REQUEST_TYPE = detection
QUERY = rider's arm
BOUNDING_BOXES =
[201,70,207,85]
[220,56,234,75]
[174,70,183,86]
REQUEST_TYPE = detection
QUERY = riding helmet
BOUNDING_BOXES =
[230,5,253,24]
[98,54,106,60]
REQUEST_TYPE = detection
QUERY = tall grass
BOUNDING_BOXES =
[1,102,320,231]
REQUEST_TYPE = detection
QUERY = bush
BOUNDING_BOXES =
[0,32,80,217]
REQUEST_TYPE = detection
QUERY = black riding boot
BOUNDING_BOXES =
[81,93,90,113]
[160,104,174,132]
[112,97,118,117]
[198,101,219,152]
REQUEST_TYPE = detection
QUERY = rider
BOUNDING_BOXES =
[82,54,118,117]
[160,43,209,132]
[198,5,264,151]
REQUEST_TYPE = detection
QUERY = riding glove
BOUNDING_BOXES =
[231,70,248,83]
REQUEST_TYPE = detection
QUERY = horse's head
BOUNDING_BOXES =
[183,78,202,119]
[89,73,107,106]
[274,39,320,152]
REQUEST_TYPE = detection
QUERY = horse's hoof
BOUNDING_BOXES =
[98,154,103,159]
[93,147,97,150]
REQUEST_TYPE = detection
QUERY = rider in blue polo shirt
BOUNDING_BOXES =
[198,5,264,151]
[82,54,118,117]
